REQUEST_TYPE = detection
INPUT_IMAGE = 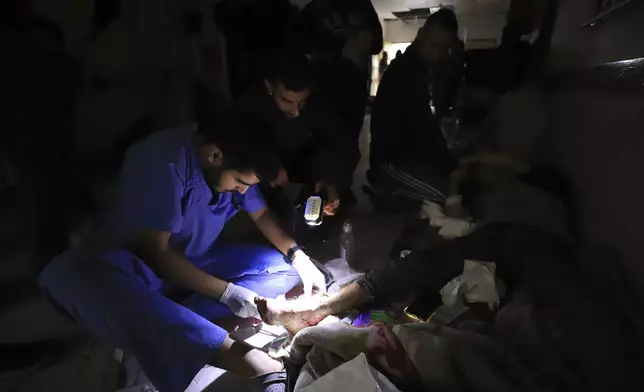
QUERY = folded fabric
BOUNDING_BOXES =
[301,353,400,392]
[420,201,476,239]
[441,260,500,310]
[392,323,540,391]
[287,321,416,391]
[287,317,546,392]
[287,322,373,390]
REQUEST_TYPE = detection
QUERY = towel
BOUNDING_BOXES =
[420,201,476,239]
[287,321,417,391]
[300,353,400,392]
[286,319,546,392]
[287,322,374,391]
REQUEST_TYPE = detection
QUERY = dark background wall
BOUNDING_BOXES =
[550,0,644,68]
[543,0,644,298]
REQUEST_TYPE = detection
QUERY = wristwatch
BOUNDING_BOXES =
[286,244,304,263]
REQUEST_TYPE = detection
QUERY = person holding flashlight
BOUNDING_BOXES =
[39,113,325,392]
[236,50,359,222]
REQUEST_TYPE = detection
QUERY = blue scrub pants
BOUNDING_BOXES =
[39,244,300,392]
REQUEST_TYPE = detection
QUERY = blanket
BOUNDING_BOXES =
[287,321,418,391]
[286,298,580,392]
[287,322,373,391]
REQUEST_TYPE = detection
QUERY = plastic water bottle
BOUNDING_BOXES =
[339,221,354,263]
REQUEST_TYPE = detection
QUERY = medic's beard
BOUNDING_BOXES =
[203,166,224,192]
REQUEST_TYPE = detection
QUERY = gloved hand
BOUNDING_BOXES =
[292,250,327,297]
[220,283,260,318]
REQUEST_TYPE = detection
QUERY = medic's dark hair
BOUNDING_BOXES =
[423,8,458,34]
[266,51,313,92]
[201,111,281,184]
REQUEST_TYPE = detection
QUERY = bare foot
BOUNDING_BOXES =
[255,296,327,335]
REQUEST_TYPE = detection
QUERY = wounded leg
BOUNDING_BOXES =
[256,234,479,333]
[256,283,370,334]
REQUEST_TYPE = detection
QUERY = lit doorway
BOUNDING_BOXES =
[370,42,412,95]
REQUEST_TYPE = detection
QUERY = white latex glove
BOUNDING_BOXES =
[292,250,327,297]
[220,283,260,318]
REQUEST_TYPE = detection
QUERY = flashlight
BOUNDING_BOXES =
[303,195,324,226]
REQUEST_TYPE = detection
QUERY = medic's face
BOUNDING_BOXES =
[198,143,260,194]
[217,170,259,194]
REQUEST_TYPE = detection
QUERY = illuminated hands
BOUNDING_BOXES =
[314,181,340,216]
[220,283,260,318]
[292,250,327,297]
[270,166,289,188]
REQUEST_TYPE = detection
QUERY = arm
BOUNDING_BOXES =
[132,229,228,299]
[308,103,360,182]
[115,149,221,296]
[449,152,528,197]
[132,229,260,318]
[243,186,296,255]
[306,106,359,214]
[248,207,296,255]
[445,152,528,216]
[249,206,327,296]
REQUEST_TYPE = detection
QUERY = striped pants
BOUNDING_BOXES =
[378,162,448,203]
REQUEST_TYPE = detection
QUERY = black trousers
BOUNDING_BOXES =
[358,223,570,308]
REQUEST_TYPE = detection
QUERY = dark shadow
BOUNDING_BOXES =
[201,370,254,392]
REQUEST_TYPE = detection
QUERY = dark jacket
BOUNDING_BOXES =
[314,55,369,141]
[370,46,455,175]
[236,86,359,186]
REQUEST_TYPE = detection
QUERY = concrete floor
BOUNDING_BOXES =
[0,115,412,392]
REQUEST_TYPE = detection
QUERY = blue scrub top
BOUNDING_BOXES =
[106,124,266,258]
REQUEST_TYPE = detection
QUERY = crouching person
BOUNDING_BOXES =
[39,114,328,392]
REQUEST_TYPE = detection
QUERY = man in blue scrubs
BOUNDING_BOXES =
[39,115,326,392]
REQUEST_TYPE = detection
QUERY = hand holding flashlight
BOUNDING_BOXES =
[271,166,289,188]
[314,181,340,216]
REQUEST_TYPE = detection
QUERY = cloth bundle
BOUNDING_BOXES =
[286,316,546,392]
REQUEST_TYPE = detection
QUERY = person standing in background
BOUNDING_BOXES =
[379,51,389,79]
[292,0,383,215]
[369,9,461,206]
[291,0,382,143]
